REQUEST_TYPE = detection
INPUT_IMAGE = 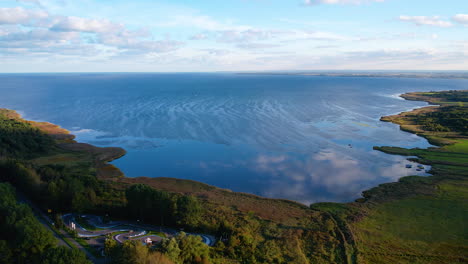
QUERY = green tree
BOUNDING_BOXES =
[161,237,181,263]
[41,246,91,264]
[161,232,210,264]
[260,240,284,264]
[107,240,174,264]
[0,240,12,264]
[105,236,119,258]
[177,233,210,264]
[176,196,202,228]
[14,215,57,260]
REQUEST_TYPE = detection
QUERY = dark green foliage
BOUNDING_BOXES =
[176,195,202,228]
[125,183,203,229]
[41,246,91,264]
[415,106,468,133]
[423,90,468,102]
[126,183,177,226]
[0,160,42,196]
[54,213,65,229]
[0,114,54,158]
[105,239,174,264]
[0,182,57,260]
[0,182,91,264]
[0,240,12,264]
[0,160,125,216]
[160,232,210,264]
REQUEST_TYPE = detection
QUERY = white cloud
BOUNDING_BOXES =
[452,14,468,25]
[0,6,183,57]
[217,29,281,43]
[50,16,124,33]
[304,0,385,5]
[0,7,48,25]
[160,15,249,31]
[398,15,453,27]
[286,30,348,41]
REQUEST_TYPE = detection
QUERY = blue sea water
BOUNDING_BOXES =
[1,73,466,204]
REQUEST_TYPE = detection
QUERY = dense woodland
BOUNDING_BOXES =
[417,106,468,134]
[0,182,90,264]
[421,90,468,103]
[0,114,54,158]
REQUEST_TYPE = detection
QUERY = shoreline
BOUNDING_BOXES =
[0,108,127,178]
[2,90,467,263]
[0,90,459,207]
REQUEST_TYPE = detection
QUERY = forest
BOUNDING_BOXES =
[0,182,90,264]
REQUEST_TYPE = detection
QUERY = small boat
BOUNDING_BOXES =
[417,165,424,169]
[406,164,412,168]
[416,168,423,171]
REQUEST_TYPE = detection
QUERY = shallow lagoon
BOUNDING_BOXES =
[1,73,467,204]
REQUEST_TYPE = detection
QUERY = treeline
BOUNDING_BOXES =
[0,113,54,158]
[104,232,210,264]
[0,182,90,264]
[0,160,126,217]
[0,159,337,263]
[126,184,202,229]
[105,239,174,264]
[424,90,468,103]
[0,160,203,229]
[414,106,468,134]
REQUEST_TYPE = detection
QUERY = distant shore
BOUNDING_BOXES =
[238,71,468,79]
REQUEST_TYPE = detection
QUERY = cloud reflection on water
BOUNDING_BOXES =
[252,148,427,204]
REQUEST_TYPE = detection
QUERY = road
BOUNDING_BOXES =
[63,213,216,246]
[17,192,68,247]
[17,193,102,264]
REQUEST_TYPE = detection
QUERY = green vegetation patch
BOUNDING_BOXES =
[0,111,55,158]
[354,90,468,264]
[442,139,468,153]
[353,180,468,263]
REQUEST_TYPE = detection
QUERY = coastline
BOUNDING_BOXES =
[346,90,468,263]
[0,108,127,179]
[2,90,467,263]
[1,90,462,206]
[237,72,468,80]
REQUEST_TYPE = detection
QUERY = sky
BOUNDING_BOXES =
[0,0,467,72]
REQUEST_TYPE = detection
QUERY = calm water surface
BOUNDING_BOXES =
[1,73,466,204]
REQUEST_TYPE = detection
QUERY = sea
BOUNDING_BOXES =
[1,73,466,204]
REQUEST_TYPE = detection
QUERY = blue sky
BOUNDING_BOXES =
[0,0,467,72]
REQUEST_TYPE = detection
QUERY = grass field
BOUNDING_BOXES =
[350,90,468,264]
[353,179,468,263]
[442,139,468,153]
